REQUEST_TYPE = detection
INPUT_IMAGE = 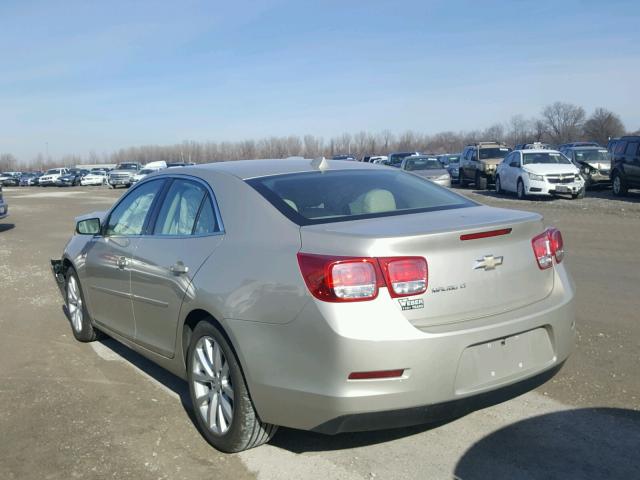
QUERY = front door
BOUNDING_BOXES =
[84,179,166,339]
[131,178,224,357]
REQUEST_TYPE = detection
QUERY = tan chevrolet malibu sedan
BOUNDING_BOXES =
[52,158,575,452]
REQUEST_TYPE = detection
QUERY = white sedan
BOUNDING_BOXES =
[496,149,585,200]
[80,172,108,186]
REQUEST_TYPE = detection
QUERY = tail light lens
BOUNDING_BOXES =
[297,253,428,302]
[297,254,382,302]
[378,257,428,297]
[548,228,564,262]
[532,228,564,270]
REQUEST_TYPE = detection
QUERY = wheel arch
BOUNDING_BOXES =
[181,309,251,387]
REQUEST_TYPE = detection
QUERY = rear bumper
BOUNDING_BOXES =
[313,361,564,434]
[227,265,576,432]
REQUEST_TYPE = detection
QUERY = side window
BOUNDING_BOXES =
[153,179,213,236]
[624,142,639,156]
[470,149,478,161]
[503,152,513,165]
[106,179,165,236]
[193,198,217,235]
[615,141,626,155]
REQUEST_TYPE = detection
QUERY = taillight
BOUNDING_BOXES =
[297,253,428,302]
[297,254,382,302]
[532,228,564,270]
[378,257,428,298]
[548,228,564,263]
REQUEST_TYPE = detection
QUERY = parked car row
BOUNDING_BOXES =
[355,135,640,199]
[1,160,195,189]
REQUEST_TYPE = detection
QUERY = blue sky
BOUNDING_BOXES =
[1,0,638,161]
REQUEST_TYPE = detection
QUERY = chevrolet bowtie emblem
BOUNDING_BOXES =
[474,255,504,271]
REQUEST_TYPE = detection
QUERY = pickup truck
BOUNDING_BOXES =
[38,168,69,186]
[108,163,142,188]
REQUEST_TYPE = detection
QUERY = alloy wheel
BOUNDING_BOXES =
[67,276,83,332]
[191,336,234,435]
[613,176,621,195]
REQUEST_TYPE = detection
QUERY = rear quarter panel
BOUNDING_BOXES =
[182,170,307,326]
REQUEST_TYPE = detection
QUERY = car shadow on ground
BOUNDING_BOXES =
[63,304,199,429]
[94,336,199,421]
[0,223,15,232]
[454,408,640,480]
[269,418,458,453]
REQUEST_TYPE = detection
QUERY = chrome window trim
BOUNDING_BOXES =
[102,173,225,239]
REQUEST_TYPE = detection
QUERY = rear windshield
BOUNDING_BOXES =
[389,153,416,166]
[479,148,510,159]
[404,158,442,171]
[247,169,474,226]
[523,152,571,165]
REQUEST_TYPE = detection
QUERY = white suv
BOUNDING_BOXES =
[495,150,585,200]
[38,168,69,186]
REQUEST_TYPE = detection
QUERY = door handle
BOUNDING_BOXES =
[170,261,189,275]
[116,256,129,269]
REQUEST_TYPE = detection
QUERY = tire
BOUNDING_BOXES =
[187,321,277,453]
[495,175,503,194]
[612,172,628,197]
[65,269,100,342]
[475,171,488,190]
[516,179,527,200]
[572,188,585,199]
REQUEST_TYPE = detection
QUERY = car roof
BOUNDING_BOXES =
[515,149,562,154]
[171,158,387,180]
[564,146,607,150]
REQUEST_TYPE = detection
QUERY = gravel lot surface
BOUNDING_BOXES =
[0,184,638,480]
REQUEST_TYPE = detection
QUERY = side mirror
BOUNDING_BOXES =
[76,218,101,235]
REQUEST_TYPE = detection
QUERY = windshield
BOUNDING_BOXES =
[523,152,571,165]
[479,148,510,159]
[440,156,460,165]
[248,169,474,226]
[117,163,138,170]
[389,153,417,166]
[139,169,154,174]
[404,158,443,171]
[45,169,59,174]
[574,149,609,163]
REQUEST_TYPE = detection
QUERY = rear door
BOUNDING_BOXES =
[84,179,166,339]
[131,177,224,357]
[624,141,640,186]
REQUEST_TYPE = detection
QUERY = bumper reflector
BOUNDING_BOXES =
[348,369,404,380]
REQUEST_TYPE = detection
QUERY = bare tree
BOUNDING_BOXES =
[541,102,586,144]
[0,153,17,171]
[583,108,625,145]
[506,115,532,146]
[482,124,505,143]
[381,130,394,152]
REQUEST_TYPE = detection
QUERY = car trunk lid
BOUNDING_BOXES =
[299,205,554,328]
